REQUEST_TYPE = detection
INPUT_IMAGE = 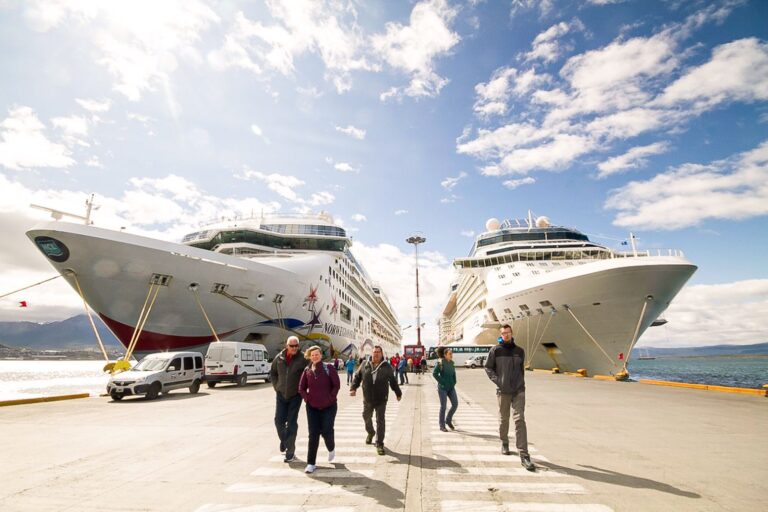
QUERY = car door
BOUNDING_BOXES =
[255,349,268,376]
[165,357,183,389]
[241,348,255,376]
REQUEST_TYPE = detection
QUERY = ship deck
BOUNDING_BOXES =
[0,370,765,511]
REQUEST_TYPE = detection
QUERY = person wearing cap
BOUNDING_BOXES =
[485,324,535,471]
[270,335,308,463]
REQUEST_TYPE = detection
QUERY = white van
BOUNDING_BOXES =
[107,351,204,401]
[464,354,487,368]
[204,341,270,387]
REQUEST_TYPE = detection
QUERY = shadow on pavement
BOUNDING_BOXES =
[308,462,405,509]
[539,461,701,499]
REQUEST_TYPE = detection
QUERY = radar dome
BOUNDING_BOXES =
[485,218,501,231]
[535,216,551,228]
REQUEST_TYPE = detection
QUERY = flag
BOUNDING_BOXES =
[621,241,628,246]
[618,352,624,361]
[19,301,28,308]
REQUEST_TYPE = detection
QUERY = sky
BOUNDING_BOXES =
[0,0,766,349]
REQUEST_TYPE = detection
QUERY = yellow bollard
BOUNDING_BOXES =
[576,368,588,377]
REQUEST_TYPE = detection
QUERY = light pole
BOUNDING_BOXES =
[406,235,426,346]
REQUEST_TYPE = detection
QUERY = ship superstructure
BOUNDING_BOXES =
[440,215,696,376]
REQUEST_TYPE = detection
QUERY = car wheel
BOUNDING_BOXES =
[471,364,476,368]
[189,379,201,394]
[264,376,271,383]
[110,391,123,401]
[146,382,161,400]
[237,373,248,387]
[206,381,217,388]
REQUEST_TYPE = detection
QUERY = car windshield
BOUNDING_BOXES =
[133,358,169,371]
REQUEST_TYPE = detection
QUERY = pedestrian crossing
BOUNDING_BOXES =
[194,374,614,511]
[424,387,613,512]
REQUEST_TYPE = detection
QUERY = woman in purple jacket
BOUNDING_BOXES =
[298,345,341,473]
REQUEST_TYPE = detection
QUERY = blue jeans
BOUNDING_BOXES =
[438,386,458,428]
[274,393,302,455]
[306,402,337,465]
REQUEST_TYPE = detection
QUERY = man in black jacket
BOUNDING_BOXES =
[350,345,402,455]
[270,336,308,462]
[485,324,535,471]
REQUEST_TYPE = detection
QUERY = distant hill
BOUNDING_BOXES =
[0,315,122,350]
[640,342,768,357]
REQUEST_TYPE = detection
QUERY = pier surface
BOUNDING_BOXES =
[0,370,765,511]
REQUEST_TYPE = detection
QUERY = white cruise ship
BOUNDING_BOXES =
[27,212,401,360]
[439,215,696,377]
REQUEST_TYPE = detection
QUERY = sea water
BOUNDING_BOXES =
[628,356,768,389]
[0,360,110,401]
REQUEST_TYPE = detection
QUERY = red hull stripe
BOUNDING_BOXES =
[99,314,238,351]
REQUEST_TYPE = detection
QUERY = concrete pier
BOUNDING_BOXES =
[0,370,765,511]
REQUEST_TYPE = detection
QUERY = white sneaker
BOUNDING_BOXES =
[304,464,316,473]
[328,449,336,462]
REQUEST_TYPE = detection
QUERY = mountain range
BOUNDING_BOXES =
[0,315,121,350]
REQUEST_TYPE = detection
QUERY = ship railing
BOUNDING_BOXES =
[197,211,335,227]
[611,249,686,259]
[454,247,687,269]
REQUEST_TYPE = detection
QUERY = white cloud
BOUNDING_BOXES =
[209,3,375,93]
[473,67,516,118]
[51,115,90,147]
[440,171,467,190]
[372,0,460,101]
[308,191,335,207]
[502,177,535,189]
[236,169,305,201]
[25,1,220,102]
[606,139,768,230]
[597,141,670,178]
[335,125,366,140]
[351,213,367,222]
[460,229,475,237]
[440,195,458,204]
[0,106,75,171]
[524,20,583,63]
[334,162,359,173]
[394,209,408,215]
[638,279,768,347]
[510,0,555,18]
[250,123,270,143]
[656,38,768,110]
[75,98,112,113]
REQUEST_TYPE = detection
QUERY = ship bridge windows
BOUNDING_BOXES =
[454,248,611,269]
[189,229,347,252]
[477,229,589,248]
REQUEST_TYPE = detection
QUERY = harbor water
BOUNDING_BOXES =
[1,356,766,401]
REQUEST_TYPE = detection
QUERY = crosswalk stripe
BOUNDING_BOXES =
[196,504,357,512]
[437,482,585,494]
[251,467,375,478]
[227,483,368,494]
[441,502,613,512]
[434,454,550,463]
[268,455,377,464]
[437,467,564,477]
[432,445,539,453]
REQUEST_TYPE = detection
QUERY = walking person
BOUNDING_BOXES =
[270,336,308,463]
[298,346,340,474]
[433,347,458,432]
[345,357,356,385]
[397,356,409,385]
[485,324,535,471]
[350,345,402,455]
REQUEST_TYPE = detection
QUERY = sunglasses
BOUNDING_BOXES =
[288,344,299,348]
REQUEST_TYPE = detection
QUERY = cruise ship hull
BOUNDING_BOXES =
[27,222,398,360]
[468,258,696,376]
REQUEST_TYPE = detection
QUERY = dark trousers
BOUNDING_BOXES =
[346,370,354,385]
[438,386,458,428]
[362,400,388,447]
[398,368,408,384]
[274,393,302,455]
[306,402,337,465]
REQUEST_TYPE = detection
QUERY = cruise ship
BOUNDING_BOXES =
[26,212,401,360]
[439,215,696,377]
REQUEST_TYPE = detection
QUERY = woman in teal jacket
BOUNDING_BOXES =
[432,346,458,432]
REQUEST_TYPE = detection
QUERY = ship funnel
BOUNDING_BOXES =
[485,218,501,231]
[535,216,550,228]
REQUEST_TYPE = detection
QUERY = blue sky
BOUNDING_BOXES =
[0,0,766,348]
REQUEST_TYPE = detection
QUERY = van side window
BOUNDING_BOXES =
[195,356,203,369]
[169,358,181,371]
[241,349,253,361]
[184,357,194,370]
[255,350,262,361]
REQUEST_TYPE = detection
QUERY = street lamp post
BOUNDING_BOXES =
[406,235,426,346]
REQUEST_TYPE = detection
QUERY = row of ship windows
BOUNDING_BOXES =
[261,224,347,237]
[190,230,348,252]
[456,250,609,269]
[330,263,396,343]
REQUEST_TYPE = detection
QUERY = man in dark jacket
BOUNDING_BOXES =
[350,345,402,455]
[270,336,308,462]
[485,324,535,471]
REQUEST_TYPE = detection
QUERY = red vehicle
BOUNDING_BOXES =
[403,344,425,371]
